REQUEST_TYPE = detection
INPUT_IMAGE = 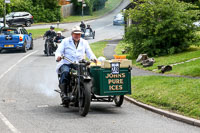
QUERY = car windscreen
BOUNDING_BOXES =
[0,29,19,35]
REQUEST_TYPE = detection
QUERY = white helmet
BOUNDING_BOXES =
[57,31,62,35]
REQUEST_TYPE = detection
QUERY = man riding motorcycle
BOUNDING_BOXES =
[55,26,97,106]
[86,25,93,33]
[43,26,57,54]
[80,21,86,30]
[54,31,65,43]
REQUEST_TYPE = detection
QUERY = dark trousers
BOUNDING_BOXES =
[59,64,76,85]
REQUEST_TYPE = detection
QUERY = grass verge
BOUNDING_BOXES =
[89,41,107,58]
[130,76,200,120]
[115,41,200,77]
[27,28,64,39]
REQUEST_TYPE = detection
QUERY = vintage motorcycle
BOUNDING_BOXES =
[55,56,132,117]
[55,56,92,116]
[44,36,57,56]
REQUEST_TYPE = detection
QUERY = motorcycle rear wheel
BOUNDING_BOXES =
[78,82,91,116]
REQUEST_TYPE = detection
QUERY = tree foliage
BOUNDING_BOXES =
[0,0,61,23]
[124,0,200,58]
[71,0,107,15]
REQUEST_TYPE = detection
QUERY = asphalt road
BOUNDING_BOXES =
[0,0,200,132]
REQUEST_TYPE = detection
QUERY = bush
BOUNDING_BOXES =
[0,0,61,23]
[124,0,200,58]
[71,0,107,15]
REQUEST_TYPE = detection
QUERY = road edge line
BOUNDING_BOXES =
[0,112,21,133]
[124,96,200,127]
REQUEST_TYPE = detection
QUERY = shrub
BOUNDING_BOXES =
[0,0,61,23]
[124,0,200,58]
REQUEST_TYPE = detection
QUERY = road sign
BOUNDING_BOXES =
[5,0,10,3]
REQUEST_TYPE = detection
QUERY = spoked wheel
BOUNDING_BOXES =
[93,31,95,39]
[114,95,124,107]
[46,42,50,56]
[78,82,91,116]
[25,21,32,27]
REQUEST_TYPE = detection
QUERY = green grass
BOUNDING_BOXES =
[115,41,200,77]
[130,76,200,120]
[90,41,107,58]
[166,59,200,77]
[27,28,64,39]
[57,0,122,23]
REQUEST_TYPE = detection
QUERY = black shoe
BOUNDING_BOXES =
[44,50,47,54]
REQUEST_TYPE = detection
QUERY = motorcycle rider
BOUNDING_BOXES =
[55,26,97,105]
[80,21,86,30]
[86,24,93,33]
[43,25,57,54]
[54,31,65,43]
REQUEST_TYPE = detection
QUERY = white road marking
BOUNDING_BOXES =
[0,112,20,133]
[0,50,38,80]
[0,50,38,133]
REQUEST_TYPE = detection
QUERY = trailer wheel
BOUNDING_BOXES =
[114,95,124,107]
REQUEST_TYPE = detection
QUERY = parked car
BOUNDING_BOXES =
[0,27,33,53]
[0,23,8,28]
[0,12,34,27]
[113,13,125,25]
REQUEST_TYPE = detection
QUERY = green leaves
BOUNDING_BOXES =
[0,0,61,23]
[124,0,200,58]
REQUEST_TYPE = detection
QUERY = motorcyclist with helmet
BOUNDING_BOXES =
[54,31,65,43]
[43,26,57,54]
[86,25,93,33]
[80,21,86,30]
[55,26,97,106]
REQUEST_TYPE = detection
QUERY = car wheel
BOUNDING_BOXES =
[29,40,33,50]
[22,41,27,53]
[25,21,31,27]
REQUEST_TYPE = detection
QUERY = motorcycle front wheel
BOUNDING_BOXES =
[46,42,50,56]
[78,82,91,116]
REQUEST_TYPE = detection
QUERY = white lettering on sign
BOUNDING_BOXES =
[111,62,120,74]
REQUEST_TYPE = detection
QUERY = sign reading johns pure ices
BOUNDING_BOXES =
[105,73,126,91]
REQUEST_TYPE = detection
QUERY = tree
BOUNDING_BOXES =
[124,0,200,58]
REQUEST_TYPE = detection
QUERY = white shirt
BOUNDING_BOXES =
[55,36,96,73]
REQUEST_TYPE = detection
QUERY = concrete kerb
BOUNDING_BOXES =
[125,96,200,127]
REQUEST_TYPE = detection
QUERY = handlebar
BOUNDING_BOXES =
[57,55,95,66]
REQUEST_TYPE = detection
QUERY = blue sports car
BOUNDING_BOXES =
[0,27,33,53]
